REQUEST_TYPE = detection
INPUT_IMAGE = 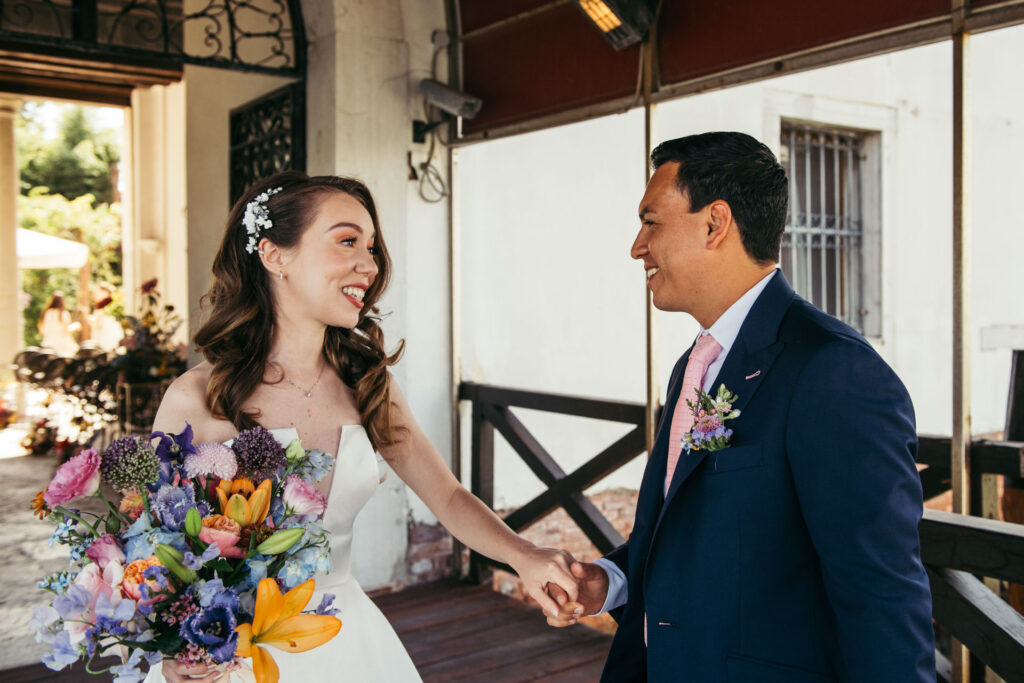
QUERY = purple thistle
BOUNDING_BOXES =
[232,426,286,482]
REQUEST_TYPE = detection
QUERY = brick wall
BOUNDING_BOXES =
[406,519,454,585]
[492,488,639,633]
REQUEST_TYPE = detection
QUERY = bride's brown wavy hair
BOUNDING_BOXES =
[194,171,405,449]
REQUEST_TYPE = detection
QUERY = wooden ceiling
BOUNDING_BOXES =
[453,0,1024,140]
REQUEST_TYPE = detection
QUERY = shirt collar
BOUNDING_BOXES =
[702,269,779,352]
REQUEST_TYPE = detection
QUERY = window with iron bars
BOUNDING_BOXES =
[780,121,869,334]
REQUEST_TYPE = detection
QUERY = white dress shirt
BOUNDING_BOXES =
[592,268,778,615]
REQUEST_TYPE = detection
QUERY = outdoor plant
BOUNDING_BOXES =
[113,279,186,383]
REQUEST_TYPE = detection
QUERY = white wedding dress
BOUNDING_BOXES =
[145,425,422,682]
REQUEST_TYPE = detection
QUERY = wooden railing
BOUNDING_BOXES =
[460,373,1024,683]
[459,382,647,577]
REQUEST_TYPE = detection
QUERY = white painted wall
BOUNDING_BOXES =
[457,29,1024,510]
[301,0,452,589]
[162,0,452,590]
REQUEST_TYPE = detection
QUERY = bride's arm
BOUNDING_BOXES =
[378,381,578,616]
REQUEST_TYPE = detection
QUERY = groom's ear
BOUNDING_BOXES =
[705,200,733,250]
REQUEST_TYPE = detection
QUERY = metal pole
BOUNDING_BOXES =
[643,37,659,453]
[951,1,972,679]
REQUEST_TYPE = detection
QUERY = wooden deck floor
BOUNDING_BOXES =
[374,581,612,682]
[3,581,612,682]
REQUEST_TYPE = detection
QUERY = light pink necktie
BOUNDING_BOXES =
[664,333,722,496]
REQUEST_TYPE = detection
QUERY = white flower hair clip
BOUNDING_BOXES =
[243,186,283,254]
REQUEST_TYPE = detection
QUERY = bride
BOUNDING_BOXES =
[148,172,578,682]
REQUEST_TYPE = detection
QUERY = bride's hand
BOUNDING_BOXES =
[161,660,222,682]
[509,545,579,617]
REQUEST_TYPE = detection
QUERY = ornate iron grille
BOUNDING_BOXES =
[780,121,865,332]
[0,0,304,76]
[230,81,305,206]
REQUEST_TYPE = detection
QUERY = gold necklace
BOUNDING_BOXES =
[282,362,326,398]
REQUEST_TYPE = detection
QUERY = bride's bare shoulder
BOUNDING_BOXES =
[152,362,220,435]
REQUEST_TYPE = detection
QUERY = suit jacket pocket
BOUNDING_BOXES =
[727,654,835,683]
[711,444,763,474]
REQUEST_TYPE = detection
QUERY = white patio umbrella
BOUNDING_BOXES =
[16,228,89,269]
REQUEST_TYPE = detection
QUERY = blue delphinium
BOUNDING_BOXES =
[150,424,197,485]
[291,448,334,482]
[279,546,330,589]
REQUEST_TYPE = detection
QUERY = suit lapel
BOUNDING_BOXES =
[634,346,692,542]
[648,271,797,543]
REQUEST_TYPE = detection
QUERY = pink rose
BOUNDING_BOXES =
[282,475,327,517]
[44,449,101,508]
[86,534,125,569]
[199,514,246,559]
[66,561,125,643]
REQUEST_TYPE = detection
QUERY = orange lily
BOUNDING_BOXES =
[235,578,341,683]
[216,478,271,527]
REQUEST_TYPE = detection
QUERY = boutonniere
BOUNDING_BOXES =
[682,384,741,453]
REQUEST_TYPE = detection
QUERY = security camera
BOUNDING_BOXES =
[419,79,482,119]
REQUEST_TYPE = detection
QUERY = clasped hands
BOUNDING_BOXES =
[514,546,610,628]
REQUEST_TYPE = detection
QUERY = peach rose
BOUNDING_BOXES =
[199,514,246,559]
[122,556,166,604]
[119,488,145,521]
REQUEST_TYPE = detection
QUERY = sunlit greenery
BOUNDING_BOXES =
[17,102,123,347]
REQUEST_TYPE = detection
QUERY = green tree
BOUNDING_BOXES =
[17,103,120,205]
[18,101,123,348]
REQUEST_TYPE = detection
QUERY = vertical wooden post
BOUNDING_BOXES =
[951,2,972,679]
[1004,351,1024,615]
[469,401,494,584]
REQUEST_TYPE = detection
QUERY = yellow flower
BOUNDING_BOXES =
[235,578,341,683]
[215,478,271,527]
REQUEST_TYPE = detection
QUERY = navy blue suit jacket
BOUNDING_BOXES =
[601,271,934,683]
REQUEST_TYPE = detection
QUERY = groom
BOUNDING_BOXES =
[548,132,934,682]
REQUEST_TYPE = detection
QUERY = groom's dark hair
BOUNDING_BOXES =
[651,132,788,265]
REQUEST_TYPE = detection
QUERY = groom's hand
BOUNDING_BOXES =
[545,561,609,627]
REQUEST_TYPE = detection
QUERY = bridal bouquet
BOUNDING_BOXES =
[31,424,341,683]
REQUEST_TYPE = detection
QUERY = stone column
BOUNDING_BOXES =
[0,95,21,380]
